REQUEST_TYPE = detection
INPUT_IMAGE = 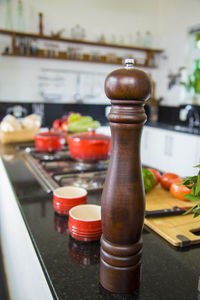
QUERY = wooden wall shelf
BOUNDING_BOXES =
[0,28,163,68]
[0,28,163,53]
[2,52,157,68]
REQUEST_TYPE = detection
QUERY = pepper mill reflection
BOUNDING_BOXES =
[100,58,151,293]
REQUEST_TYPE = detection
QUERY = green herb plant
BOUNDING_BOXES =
[181,164,200,218]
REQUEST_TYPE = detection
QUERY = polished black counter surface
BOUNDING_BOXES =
[1,144,200,300]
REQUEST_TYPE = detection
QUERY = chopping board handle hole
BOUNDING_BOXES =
[190,229,200,236]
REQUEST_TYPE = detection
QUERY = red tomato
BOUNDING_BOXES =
[61,120,69,131]
[148,168,161,186]
[160,173,180,190]
[170,177,191,201]
[52,119,62,130]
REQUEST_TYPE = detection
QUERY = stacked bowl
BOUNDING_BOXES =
[53,186,87,216]
[68,204,102,242]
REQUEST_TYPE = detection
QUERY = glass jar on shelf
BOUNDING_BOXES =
[17,0,25,31]
[143,31,152,48]
[134,31,142,47]
[5,0,13,30]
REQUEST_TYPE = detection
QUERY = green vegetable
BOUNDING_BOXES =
[142,168,156,193]
[68,119,100,133]
[74,116,93,123]
[68,113,81,123]
[181,164,200,218]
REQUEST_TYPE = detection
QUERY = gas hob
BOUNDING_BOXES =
[21,147,108,193]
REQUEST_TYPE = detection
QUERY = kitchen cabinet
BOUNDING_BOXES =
[0,29,163,68]
[141,126,199,176]
[0,158,53,300]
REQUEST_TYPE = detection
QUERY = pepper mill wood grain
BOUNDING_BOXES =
[100,59,152,293]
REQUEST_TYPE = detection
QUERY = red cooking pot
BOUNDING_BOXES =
[67,130,111,162]
[34,131,66,152]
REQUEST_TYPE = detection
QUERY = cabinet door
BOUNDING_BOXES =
[141,127,151,167]
[141,126,199,177]
[163,131,198,177]
[141,127,165,172]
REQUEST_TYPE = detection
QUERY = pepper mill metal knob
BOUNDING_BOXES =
[100,58,152,293]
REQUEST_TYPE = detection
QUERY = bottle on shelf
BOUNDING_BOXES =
[110,34,116,44]
[39,12,43,35]
[17,0,25,32]
[128,33,133,46]
[98,34,106,43]
[135,31,142,47]
[143,31,152,48]
[70,25,86,40]
[31,39,38,56]
[119,35,124,45]
[19,40,25,55]
[5,0,13,30]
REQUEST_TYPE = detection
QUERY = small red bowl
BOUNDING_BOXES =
[53,186,87,216]
[68,204,102,242]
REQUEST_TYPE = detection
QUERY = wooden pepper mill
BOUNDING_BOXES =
[100,58,152,293]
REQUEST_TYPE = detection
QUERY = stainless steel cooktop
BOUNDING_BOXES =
[21,147,108,193]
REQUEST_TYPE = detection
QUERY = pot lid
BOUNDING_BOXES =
[35,131,66,138]
[69,130,110,141]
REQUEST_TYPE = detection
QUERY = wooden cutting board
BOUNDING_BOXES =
[0,128,39,144]
[144,185,200,247]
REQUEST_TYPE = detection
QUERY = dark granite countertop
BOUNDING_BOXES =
[1,144,200,300]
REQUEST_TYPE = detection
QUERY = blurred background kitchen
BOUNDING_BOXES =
[0,0,200,125]
[1,2,200,299]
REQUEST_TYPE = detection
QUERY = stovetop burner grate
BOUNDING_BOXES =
[30,147,71,162]
[21,147,108,192]
[53,170,107,191]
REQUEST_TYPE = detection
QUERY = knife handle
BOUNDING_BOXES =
[145,206,186,218]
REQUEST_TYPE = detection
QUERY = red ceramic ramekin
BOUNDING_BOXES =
[67,130,111,162]
[68,204,102,242]
[34,131,66,152]
[53,186,87,216]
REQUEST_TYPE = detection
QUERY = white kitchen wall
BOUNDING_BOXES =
[0,0,200,105]
[155,0,200,106]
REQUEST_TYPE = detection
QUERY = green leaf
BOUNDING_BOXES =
[180,177,197,186]
[194,164,200,168]
[178,179,190,186]
[191,185,196,195]
[194,209,200,218]
[185,176,197,181]
[183,205,197,215]
[183,194,200,201]
[195,174,200,195]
